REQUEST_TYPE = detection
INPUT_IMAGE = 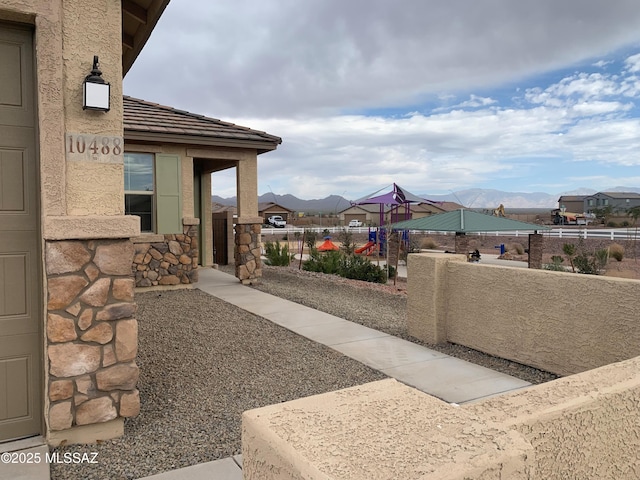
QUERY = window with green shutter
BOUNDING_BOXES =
[124,152,182,234]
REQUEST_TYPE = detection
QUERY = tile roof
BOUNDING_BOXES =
[596,192,640,199]
[123,96,282,150]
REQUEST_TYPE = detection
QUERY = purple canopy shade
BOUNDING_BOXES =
[352,183,442,227]
[353,183,439,206]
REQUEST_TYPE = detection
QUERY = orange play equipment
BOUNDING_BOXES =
[355,241,376,255]
[317,238,339,251]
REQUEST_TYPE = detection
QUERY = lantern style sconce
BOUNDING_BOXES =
[83,56,110,112]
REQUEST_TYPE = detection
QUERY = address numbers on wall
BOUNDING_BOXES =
[65,133,124,164]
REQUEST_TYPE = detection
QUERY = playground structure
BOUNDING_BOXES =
[317,236,339,252]
[351,183,436,259]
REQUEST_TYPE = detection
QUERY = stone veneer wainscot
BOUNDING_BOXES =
[45,239,140,432]
[132,219,199,287]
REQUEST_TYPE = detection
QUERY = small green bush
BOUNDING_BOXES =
[607,221,618,228]
[302,249,341,275]
[609,243,624,262]
[543,255,566,271]
[263,240,294,266]
[573,248,608,275]
[302,250,388,283]
[303,229,318,250]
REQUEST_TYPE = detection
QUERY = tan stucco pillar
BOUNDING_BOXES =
[407,253,466,343]
[236,155,260,223]
[202,172,214,267]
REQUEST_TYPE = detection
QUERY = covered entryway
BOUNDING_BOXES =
[0,24,41,442]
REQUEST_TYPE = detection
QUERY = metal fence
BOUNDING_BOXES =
[261,226,639,241]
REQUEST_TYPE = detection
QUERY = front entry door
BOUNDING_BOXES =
[0,24,41,442]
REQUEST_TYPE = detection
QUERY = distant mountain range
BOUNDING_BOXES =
[212,186,640,212]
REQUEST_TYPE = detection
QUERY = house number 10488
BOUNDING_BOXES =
[68,134,122,155]
[66,133,123,164]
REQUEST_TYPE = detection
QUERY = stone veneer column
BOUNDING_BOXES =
[235,223,262,284]
[528,233,543,269]
[45,239,139,434]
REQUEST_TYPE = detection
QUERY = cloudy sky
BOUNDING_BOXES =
[124,0,640,201]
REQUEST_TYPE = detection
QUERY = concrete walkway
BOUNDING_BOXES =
[197,268,530,405]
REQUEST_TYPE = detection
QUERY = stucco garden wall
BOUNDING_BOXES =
[407,253,640,376]
[242,356,640,479]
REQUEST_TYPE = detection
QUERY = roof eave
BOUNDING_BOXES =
[123,130,280,154]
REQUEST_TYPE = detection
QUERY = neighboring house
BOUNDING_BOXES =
[583,192,640,214]
[558,192,640,214]
[259,202,295,223]
[0,0,279,448]
[557,195,587,213]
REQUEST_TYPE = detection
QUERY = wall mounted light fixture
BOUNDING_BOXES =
[83,56,110,112]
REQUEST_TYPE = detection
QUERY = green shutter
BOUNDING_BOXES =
[155,154,182,234]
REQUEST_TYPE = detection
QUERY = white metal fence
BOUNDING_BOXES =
[261,226,639,241]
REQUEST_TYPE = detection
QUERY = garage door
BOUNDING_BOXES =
[0,24,41,442]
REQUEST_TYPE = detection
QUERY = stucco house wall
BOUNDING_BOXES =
[0,0,141,446]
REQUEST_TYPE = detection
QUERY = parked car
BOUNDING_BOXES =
[348,219,363,227]
[267,215,286,228]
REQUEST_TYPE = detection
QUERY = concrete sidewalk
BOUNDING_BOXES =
[197,268,530,405]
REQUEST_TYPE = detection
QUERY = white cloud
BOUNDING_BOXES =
[126,0,640,118]
[126,0,640,198]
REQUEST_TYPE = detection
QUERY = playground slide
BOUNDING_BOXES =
[355,241,375,254]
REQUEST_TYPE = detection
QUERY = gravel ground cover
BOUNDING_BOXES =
[50,289,386,480]
[232,264,559,385]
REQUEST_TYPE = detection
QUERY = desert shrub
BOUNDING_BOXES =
[303,249,341,274]
[573,248,608,275]
[543,255,565,271]
[303,229,318,250]
[562,243,577,272]
[264,240,294,266]
[609,243,625,262]
[607,221,618,228]
[302,250,389,283]
[420,237,439,249]
[338,255,388,283]
[509,243,525,255]
[336,229,356,255]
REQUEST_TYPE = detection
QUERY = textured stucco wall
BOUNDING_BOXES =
[408,253,640,376]
[470,356,640,479]
[243,379,534,480]
[407,253,466,343]
[62,0,124,217]
[243,357,640,479]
